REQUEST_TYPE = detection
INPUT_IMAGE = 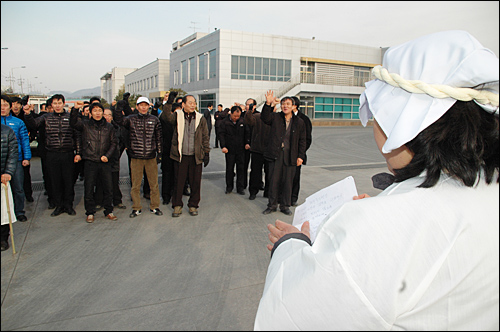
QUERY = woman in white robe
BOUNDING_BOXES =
[254,30,499,331]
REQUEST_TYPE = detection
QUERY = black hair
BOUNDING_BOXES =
[172,102,182,112]
[89,96,101,104]
[1,95,12,107]
[46,97,53,107]
[218,104,223,108]
[246,98,257,106]
[10,96,21,104]
[207,102,213,108]
[89,103,104,113]
[280,96,294,105]
[231,105,242,113]
[291,96,300,109]
[83,101,90,105]
[182,95,196,104]
[393,100,499,188]
[51,94,65,104]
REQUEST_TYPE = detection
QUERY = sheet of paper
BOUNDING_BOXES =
[292,176,358,242]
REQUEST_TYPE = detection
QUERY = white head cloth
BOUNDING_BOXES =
[359,30,499,153]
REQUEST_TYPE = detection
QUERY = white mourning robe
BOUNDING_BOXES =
[254,172,499,330]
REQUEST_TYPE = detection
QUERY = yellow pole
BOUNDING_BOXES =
[3,183,16,255]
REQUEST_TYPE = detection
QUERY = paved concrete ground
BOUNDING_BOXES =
[1,126,388,331]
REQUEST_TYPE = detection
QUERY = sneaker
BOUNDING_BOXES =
[17,215,27,222]
[262,207,277,215]
[150,208,163,216]
[114,203,127,209]
[86,215,94,223]
[280,207,293,216]
[106,213,118,220]
[129,210,141,218]
[172,206,182,217]
[189,207,198,216]
[1,241,9,251]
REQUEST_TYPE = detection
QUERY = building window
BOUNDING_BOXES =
[155,75,158,88]
[189,57,195,83]
[181,61,187,84]
[199,93,216,114]
[314,96,360,120]
[199,53,206,81]
[209,49,216,79]
[231,55,291,82]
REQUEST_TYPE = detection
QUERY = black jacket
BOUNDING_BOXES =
[220,116,246,154]
[70,108,118,163]
[1,124,18,176]
[25,111,81,154]
[203,109,212,133]
[244,110,272,155]
[295,111,312,165]
[260,103,306,165]
[113,108,162,160]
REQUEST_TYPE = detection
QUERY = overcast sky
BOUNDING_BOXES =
[1,1,498,94]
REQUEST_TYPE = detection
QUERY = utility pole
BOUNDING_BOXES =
[18,77,25,94]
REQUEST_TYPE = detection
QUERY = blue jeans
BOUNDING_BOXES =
[11,161,25,217]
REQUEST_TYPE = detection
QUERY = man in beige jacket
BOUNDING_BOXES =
[160,94,210,217]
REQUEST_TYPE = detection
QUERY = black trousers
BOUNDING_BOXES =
[243,149,251,189]
[267,149,296,210]
[249,152,269,196]
[291,165,302,204]
[84,160,113,216]
[172,155,202,208]
[95,171,122,206]
[161,152,175,201]
[46,151,75,210]
[0,224,9,242]
[23,164,33,199]
[40,154,54,205]
[214,127,221,147]
[225,152,245,192]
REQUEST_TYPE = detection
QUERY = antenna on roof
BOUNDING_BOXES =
[189,21,199,33]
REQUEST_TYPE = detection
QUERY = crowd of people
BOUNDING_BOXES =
[0,88,313,251]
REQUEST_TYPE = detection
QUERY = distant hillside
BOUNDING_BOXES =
[49,86,100,99]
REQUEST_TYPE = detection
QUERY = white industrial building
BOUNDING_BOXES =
[100,67,136,104]
[124,59,170,105]
[168,29,384,124]
[100,29,384,124]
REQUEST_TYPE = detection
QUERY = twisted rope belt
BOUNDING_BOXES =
[372,65,499,107]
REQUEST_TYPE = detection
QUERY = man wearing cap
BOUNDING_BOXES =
[255,31,499,330]
[114,96,163,218]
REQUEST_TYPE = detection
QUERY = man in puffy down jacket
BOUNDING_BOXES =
[114,96,163,218]
[24,94,81,217]
[1,123,18,252]
[1,95,31,222]
[70,102,118,223]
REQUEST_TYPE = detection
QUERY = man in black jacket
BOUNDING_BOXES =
[214,104,225,148]
[203,103,213,142]
[24,94,81,217]
[114,97,163,218]
[290,96,313,206]
[220,106,247,194]
[261,91,306,216]
[244,101,272,200]
[70,102,118,223]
